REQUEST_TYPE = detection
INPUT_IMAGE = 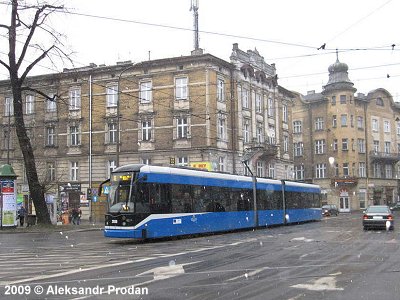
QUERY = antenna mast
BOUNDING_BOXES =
[190,0,199,51]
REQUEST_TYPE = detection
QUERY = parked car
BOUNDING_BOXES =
[389,203,400,211]
[363,205,394,230]
[322,204,339,216]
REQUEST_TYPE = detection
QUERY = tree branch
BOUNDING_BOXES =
[19,45,54,83]
[0,59,10,72]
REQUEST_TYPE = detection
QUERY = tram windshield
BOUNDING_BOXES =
[108,171,138,213]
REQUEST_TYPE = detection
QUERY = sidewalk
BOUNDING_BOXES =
[0,220,103,234]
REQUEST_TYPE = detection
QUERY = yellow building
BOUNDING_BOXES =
[0,44,294,221]
[292,56,400,212]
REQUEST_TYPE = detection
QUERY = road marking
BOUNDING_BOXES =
[291,276,343,291]
[1,239,256,286]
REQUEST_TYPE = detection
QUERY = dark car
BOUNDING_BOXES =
[322,204,339,216]
[363,205,394,230]
[390,203,400,211]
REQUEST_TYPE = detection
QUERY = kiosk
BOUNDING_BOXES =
[0,164,18,228]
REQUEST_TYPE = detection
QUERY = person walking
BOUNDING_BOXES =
[18,206,27,227]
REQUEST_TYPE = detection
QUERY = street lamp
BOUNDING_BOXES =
[116,63,137,167]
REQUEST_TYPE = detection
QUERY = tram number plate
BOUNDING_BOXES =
[112,219,118,224]
[173,219,182,224]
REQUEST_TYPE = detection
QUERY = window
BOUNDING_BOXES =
[4,97,13,116]
[46,95,57,112]
[397,122,400,135]
[359,162,366,178]
[106,85,118,107]
[384,141,391,154]
[268,163,275,178]
[315,139,325,154]
[341,114,347,127]
[267,97,274,117]
[294,142,303,156]
[357,116,363,129]
[342,138,348,151]
[294,165,304,180]
[267,125,276,144]
[175,77,188,100]
[376,97,384,106]
[373,140,379,153]
[177,117,188,138]
[350,115,354,127]
[358,139,365,153]
[70,161,79,181]
[340,95,346,104]
[315,117,324,131]
[25,95,34,114]
[283,136,289,153]
[256,161,264,177]
[2,129,11,149]
[108,160,116,178]
[217,79,225,102]
[139,81,152,103]
[255,94,262,113]
[218,117,226,140]
[359,189,366,209]
[142,120,152,141]
[69,88,81,110]
[282,104,288,123]
[141,158,151,165]
[373,163,381,178]
[315,163,327,178]
[218,157,225,172]
[243,119,250,143]
[46,162,55,182]
[384,120,390,133]
[107,122,117,144]
[70,125,80,146]
[242,88,249,109]
[385,164,393,178]
[256,124,263,143]
[331,96,336,105]
[333,139,338,151]
[372,119,378,132]
[293,121,302,133]
[46,126,56,146]
[343,163,349,176]
[177,156,188,166]
[332,115,337,128]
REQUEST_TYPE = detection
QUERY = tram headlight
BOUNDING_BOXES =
[122,222,126,226]
[122,216,126,221]
[122,204,129,211]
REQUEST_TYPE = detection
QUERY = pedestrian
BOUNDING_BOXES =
[77,207,82,225]
[71,208,79,225]
[18,206,27,227]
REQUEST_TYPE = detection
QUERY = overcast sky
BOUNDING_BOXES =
[1,0,399,100]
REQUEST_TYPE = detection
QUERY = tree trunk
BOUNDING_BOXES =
[12,84,51,224]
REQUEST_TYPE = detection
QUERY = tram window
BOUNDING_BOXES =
[237,190,252,211]
[136,184,151,213]
[148,183,171,213]
[171,184,192,213]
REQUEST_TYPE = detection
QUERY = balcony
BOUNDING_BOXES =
[242,142,278,162]
[369,151,400,163]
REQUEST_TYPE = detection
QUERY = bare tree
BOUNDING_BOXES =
[0,1,71,224]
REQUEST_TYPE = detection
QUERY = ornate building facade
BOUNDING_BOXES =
[292,56,400,212]
[0,44,294,221]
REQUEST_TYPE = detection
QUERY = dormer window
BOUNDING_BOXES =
[376,97,384,106]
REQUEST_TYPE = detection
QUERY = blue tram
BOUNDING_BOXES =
[101,164,322,239]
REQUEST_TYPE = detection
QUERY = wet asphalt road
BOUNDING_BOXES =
[1,212,400,300]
